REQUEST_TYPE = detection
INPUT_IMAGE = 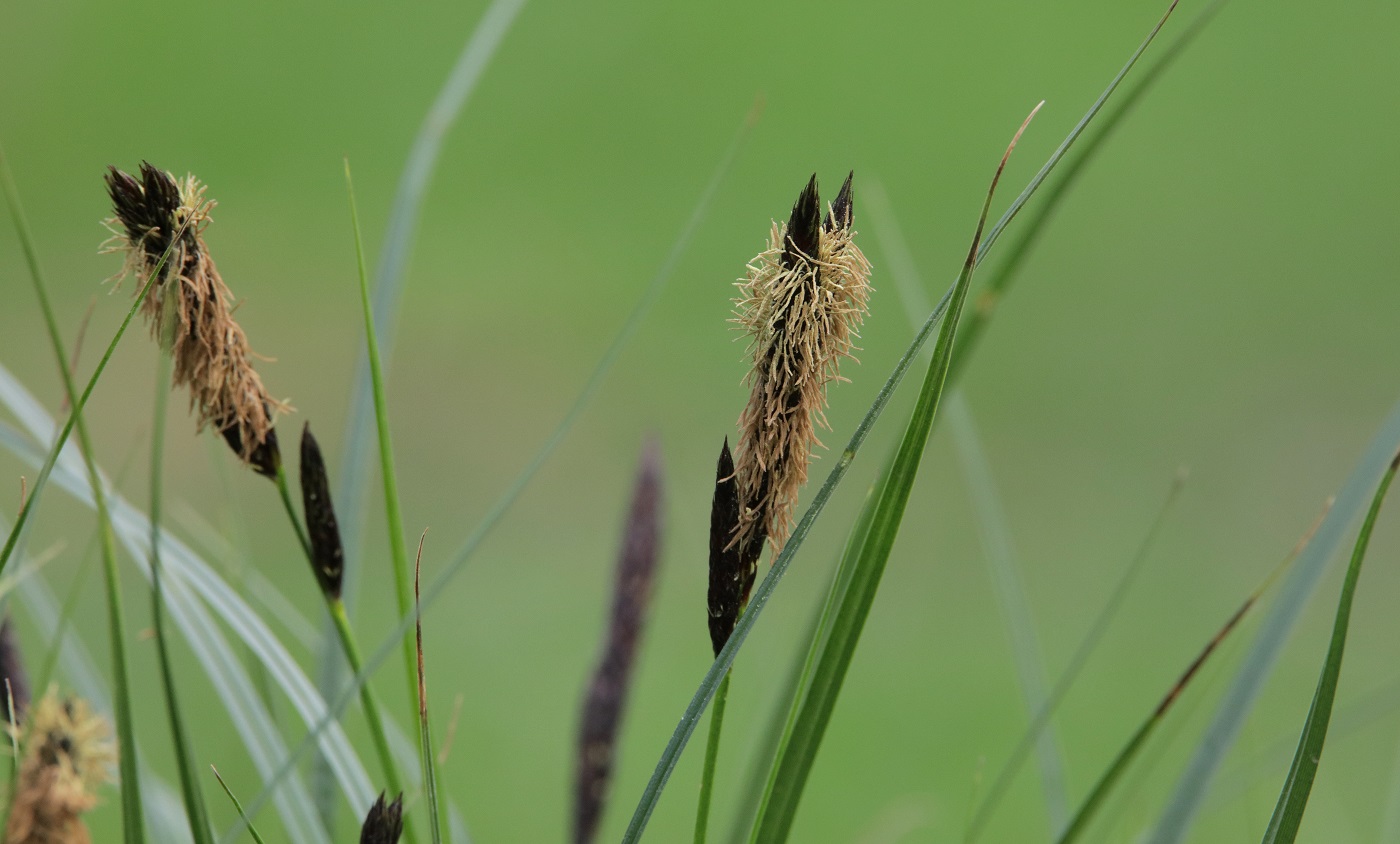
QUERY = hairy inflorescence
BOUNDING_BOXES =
[103,162,286,478]
[727,172,871,594]
[4,690,115,844]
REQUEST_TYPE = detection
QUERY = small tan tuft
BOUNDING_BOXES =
[4,690,114,844]
[731,175,871,564]
[103,163,288,477]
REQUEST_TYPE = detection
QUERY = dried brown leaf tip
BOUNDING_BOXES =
[732,172,870,568]
[575,440,663,844]
[103,162,287,479]
[299,423,345,599]
[359,792,405,844]
[707,438,744,656]
[4,690,115,844]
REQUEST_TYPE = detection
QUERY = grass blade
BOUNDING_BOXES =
[211,98,758,834]
[150,286,217,844]
[622,5,1188,832]
[2,141,146,843]
[316,2,526,820]
[345,157,421,739]
[868,186,1068,834]
[1149,398,1400,844]
[212,766,271,844]
[749,104,1042,844]
[1259,451,1400,842]
[693,670,732,844]
[413,533,446,844]
[0,145,188,582]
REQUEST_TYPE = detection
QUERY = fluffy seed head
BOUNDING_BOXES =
[4,690,115,844]
[731,172,871,562]
[103,162,287,478]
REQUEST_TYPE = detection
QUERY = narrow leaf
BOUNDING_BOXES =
[1260,451,1400,842]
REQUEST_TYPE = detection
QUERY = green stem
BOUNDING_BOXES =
[151,302,216,844]
[1,143,145,843]
[344,160,420,725]
[275,465,314,560]
[694,670,733,844]
[328,599,412,841]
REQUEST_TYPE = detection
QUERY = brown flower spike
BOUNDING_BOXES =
[4,690,115,844]
[730,172,870,581]
[103,162,286,478]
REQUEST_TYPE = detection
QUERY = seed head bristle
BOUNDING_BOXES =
[4,689,115,844]
[103,162,288,478]
[731,173,872,564]
[575,441,663,844]
[299,424,346,599]
[359,792,405,844]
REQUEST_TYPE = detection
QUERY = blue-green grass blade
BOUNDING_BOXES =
[150,287,217,844]
[869,182,1068,834]
[212,767,271,844]
[748,105,1042,844]
[216,100,757,835]
[1149,399,1400,844]
[948,0,1226,384]
[623,4,1190,831]
[1259,452,1399,843]
[1,141,146,842]
[0,145,187,582]
[316,2,526,820]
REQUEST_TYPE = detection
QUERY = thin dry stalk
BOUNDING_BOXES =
[103,162,287,477]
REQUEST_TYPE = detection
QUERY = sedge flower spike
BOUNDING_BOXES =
[103,162,287,478]
[4,690,115,844]
[730,172,871,583]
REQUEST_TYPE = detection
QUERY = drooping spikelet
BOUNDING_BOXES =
[575,441,663,844]
[0,614,30,723]
[4,690,115,844]
[299,423,346,600]
[706,438,743,656]
[103,162,287,478]
[731,172,871,574]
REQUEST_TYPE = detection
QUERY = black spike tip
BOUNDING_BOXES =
[824,170,854,231]
[707,438,743,657]
[781,174,821,269]
[360,792,405,844]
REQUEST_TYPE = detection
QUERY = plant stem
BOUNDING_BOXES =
[694,669,732,844]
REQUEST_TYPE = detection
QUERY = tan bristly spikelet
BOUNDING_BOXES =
[103,162,288,478]
[4,690,115,844]
[731,173,871,567]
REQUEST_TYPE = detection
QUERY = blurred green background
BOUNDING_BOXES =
[2,0,1399,841]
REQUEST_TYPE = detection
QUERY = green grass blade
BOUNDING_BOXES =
[344,158,421,734]
[1259,452,1399,843]
[748,105,1041,844]
[212,766,271,844]
[1,141,146,842]
[867,184,1068,833]
[316,3,526,817]
[621,7,1189,830]
[948,0,1226,385]
[693,670,732,844]
[150,288,217,844]
[413,533,446,844]
[947,393,1066,831]
[1149,399,1400,844]
[210,103,753,830]
[0,146,186,582]
[1055,587,1260,844]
